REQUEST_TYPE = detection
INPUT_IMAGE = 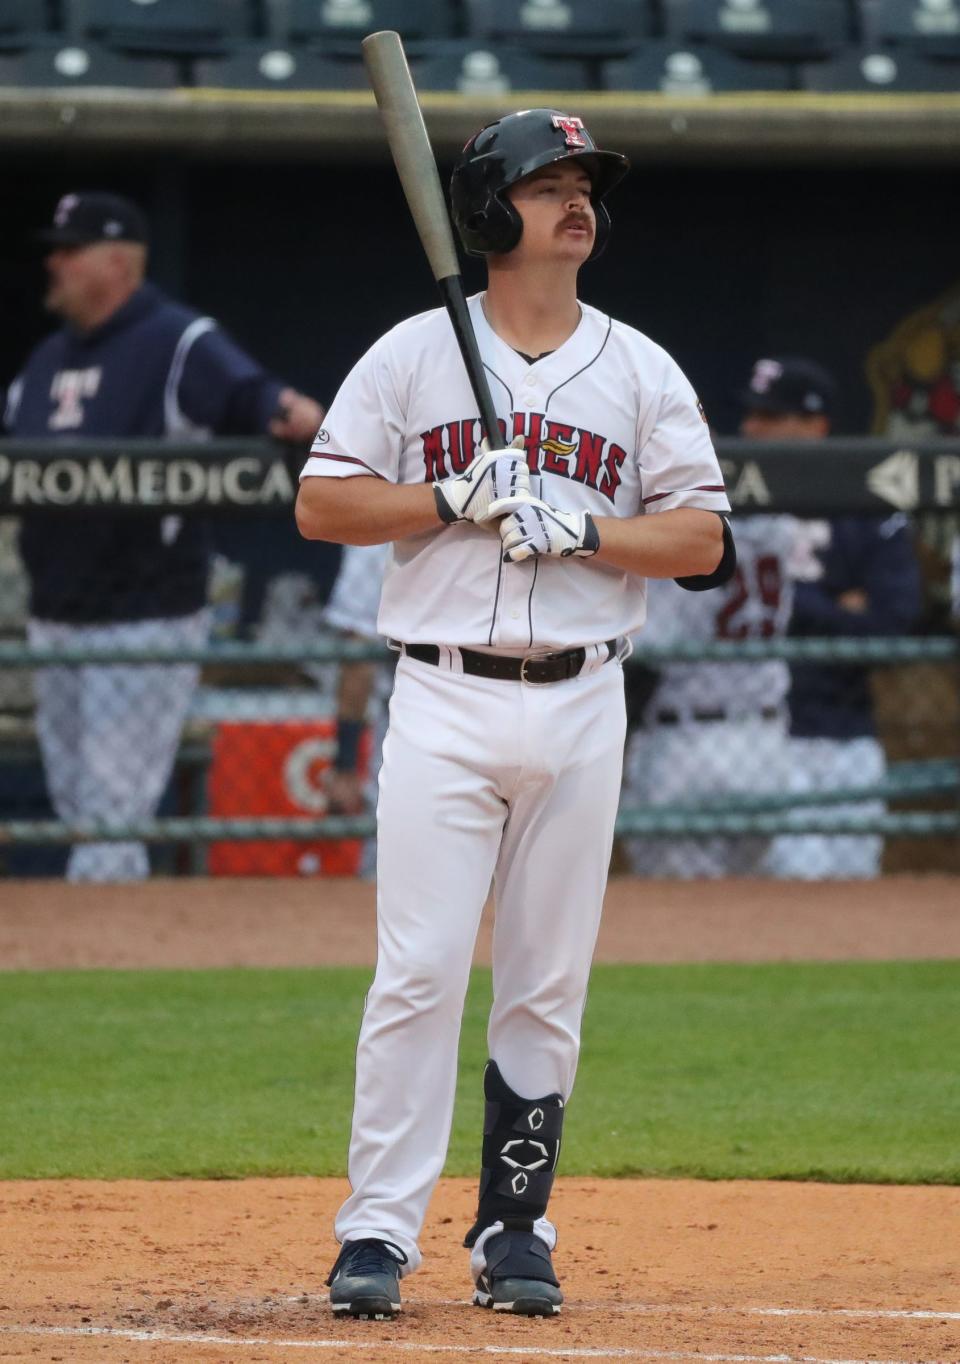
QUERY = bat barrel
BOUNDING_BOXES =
[361,30,460,283]
[362,29,505,450]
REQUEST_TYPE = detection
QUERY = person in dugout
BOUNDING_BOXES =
[3,192,324,881]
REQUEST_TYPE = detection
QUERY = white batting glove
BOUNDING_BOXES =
[499,497,601,563]
[433,435,533,527]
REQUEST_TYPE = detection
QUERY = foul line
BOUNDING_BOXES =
[0,1325,945,1364]
[290,1297,960,1323]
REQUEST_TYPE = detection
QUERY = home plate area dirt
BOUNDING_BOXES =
[1,875,959,1362]
[1,1178,959,1363]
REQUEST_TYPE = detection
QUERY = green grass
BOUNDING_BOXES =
[0,962,957,1182]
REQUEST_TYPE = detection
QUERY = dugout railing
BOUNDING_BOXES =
[0,437,957,873]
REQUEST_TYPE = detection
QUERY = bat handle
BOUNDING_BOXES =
[436,276,506,451]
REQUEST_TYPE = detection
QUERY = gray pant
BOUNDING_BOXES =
[28,611,209,881]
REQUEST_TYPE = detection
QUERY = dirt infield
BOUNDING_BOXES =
[4,873,960,969]
[1,874,958,1363]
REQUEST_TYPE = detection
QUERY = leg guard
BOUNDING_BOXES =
[463,1060,565,1248]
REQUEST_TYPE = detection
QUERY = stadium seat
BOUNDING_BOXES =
[193,44,371,89]
[0,0,52,48]
[279,0,457,50]
[662,0,852,60]
[859,0,960,57]
[463,0,656,56]
[602,41,793,91]
[66,0,253,55]
[0,39,179,86]
[800,44,960,87]
[411,42,591,90]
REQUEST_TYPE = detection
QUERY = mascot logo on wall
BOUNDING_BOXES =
[867,283,960,436]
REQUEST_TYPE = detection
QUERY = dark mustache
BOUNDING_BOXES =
[559,213,593,230]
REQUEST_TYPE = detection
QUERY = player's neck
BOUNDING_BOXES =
[482,270,581,358]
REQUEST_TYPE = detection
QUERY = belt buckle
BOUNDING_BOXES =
[520,652,548,685]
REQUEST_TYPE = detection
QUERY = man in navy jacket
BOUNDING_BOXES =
[4,192,324,880]
[739,356,922,877]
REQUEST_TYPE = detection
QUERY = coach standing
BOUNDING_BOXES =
[3,192,324,881]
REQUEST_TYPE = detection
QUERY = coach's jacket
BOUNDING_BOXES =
[4,283,283,624]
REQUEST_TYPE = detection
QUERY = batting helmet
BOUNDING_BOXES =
[450,108,629,260]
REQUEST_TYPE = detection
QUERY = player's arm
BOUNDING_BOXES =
[326,645,377,815]
[592,508,727,579]
[297,435,534,546]
[296,474,440,545]
[498,501,731,582]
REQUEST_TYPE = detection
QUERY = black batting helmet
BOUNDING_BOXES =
[450,108,629,261]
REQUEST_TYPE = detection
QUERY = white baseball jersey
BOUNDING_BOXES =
[638,514,799,717]
[301,294,729,651]
[323,542,391,642]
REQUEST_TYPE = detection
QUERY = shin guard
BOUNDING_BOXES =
[463,1060,565,1247]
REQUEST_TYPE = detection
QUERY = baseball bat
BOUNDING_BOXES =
[361,29,505,450]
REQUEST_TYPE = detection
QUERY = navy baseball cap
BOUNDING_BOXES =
[737,356,836,417]
[37,192,148,248]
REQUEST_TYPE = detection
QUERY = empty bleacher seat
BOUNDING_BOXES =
[194,44,371,89]
[860,0,960,57]
[279,0,457,49]
[464,0,656,56]
[67,0,253,55]
[602,41,793,91]
[412,42,590,90]
[0,39,179,86]
[800,44,960,87]
[0,0,52,48]
[662,0,851,60]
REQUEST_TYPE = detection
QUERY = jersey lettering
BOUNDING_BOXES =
[420,412,626,505]
[599,443,628,502]
[541,421,576,475]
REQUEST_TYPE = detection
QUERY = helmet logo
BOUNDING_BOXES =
[551,114,587,148]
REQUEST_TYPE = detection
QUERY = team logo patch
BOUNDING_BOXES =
[53,193,79,227]
[551,114,587,148]
[314,428,331,444]
[540,437,577,457]
[750,358,783,394]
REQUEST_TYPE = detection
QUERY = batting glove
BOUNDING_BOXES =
[499,497,600,563]
[433,435,534,527]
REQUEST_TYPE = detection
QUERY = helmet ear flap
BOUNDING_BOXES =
[588,203,612,261]
[462,192,523,257]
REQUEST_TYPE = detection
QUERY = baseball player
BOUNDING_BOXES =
[623,512,798,877]
[322,541,392,875]
[296,110,734,1319]
[743,357,923,877]
[5,192,323,881]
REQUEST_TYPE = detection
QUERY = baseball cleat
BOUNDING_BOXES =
[326,1237,407,1319]
[472,1228,563,1316]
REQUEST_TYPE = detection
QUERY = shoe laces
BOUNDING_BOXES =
[327,1237,408,1285]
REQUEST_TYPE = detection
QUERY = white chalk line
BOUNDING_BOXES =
[0,1324,946,1364]
[284,1296,960,1322]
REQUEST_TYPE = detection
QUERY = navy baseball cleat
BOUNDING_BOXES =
[326,1238,408,1319]
[473,1227,563,1316]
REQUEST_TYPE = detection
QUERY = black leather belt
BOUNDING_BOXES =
[397,639,617,684]
[656,706,781,724]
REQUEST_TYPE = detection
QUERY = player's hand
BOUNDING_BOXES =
[270,388,326,444]
[499,497,600,563]
[325,769,366,816]
[433,435,534,527]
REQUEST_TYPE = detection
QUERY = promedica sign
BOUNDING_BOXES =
[0,438,958,515]
[0,441,296,513]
